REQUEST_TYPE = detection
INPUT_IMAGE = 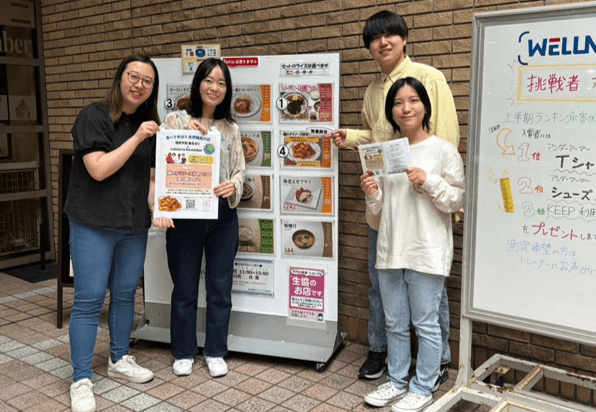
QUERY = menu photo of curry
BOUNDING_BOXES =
[278,83,333,123]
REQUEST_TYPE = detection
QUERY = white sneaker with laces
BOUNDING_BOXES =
[173,358,194,376]
[205,355,228,377]
[108,355,154,383]
[364,381,407,407]
[391,391,433,412]
[70,378,96,412]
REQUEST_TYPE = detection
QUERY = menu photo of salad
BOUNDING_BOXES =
[238,218,274,255]
[282,132,332,169]
[240,130,272,168]
[277,83,333,123]
[238,174,272,211]
[231,85,272,123]
[280,175,333,215]
[281,220,333,259]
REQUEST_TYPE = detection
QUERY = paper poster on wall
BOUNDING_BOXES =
[238,174,272,211]
[281,220,333,258]
[181,44,220,74]
[164,84,192,113]
[238,218,274,254]
[288,266,325,322]
[231,85,272,123]
[280,175,333,215]
[241,130,272,168]
[0,95,8,121]
[282,132,333,169]
[9,95,36,122]
[232,258,274,297]
[278,83,333,123]
[154,130,220,219]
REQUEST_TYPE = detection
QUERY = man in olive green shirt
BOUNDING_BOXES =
[330,10,459,388]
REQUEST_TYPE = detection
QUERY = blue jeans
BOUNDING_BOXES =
[166,197,238,360]
[68,218,148,382]
[368,228,451,364]
[379,269,444,396]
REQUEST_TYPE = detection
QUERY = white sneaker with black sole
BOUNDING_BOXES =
[364,381,407,407]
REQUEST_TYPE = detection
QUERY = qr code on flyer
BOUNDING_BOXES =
[186,199,196,210]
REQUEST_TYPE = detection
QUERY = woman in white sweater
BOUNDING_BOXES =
[361,77,465,412]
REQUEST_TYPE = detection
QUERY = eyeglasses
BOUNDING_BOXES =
[125,72,154,89]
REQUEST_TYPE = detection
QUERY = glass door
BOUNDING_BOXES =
[0,0,54,269]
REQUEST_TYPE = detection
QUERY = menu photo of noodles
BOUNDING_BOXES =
[281,220,333,258]
[231,85,272,123]
[278,83,333,123]
[237,218,274,255]
[280,175,333,215]
[240,130,272,168]
[238,174,272,211]
[282,132,333,169]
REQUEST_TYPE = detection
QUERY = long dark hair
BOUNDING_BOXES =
[385,77,432,133]
[101,54,160,124]
[186,58,234,123]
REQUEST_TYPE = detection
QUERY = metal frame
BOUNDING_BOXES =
[431,3,596,411]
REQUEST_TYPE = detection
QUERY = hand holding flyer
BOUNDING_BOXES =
[358,138,413,176]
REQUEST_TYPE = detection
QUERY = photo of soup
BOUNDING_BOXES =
[292,230,315,249]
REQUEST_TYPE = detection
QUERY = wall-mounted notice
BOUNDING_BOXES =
[232,258,274,297]
[231,85,272,123]
[238,218,274,255]
[288,266,325,322]
[281,220,333,258]
[465,5,596,343]
[278,83,333,123]
[181,44,220,74]
[282,132,333,169]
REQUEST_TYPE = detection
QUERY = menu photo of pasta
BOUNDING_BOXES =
[282,132,332,169]
[238,174,272,211]
[231,85,272,123]
[241,130,272,168]
[281,220,333,259]
[280,175,333,215]
[238,218,274,255]
[277,83,333,123]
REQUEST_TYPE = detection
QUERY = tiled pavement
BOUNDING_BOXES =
[0,273,488,412]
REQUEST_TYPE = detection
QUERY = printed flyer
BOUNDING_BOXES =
[278,83,333,123]
[238,174,272,211]
[232,258,274,297]
[281,220,333,258]
[154,129,220,219]
[358,138,413,176]
[231,85,272,123]
[288,266,325,322]
[280,175,333,215]
[241,130,272,168]
[238,218,275,254]
[282,132,333,169]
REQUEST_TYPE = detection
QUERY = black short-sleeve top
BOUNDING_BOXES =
[64,103,156,233]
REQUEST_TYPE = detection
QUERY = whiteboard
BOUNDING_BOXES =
[463,3,596,345]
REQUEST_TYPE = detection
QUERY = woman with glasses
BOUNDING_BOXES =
[64,54,160,412]
[153,58,245,379]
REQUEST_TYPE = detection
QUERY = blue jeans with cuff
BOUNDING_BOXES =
[68,217,148,382]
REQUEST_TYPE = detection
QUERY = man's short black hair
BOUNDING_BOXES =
[363,10,408,50]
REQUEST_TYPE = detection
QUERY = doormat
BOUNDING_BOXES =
[3,261,57,283]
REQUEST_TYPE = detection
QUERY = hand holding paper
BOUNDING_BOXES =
[358,138,413,176]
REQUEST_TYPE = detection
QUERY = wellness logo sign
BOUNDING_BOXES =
[518,31,596,65]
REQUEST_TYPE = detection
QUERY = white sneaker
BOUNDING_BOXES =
[364,381,407,407]
[108,355,154,383]
[70,378,96,412]
[204,355,228,377]
[391,392,433,412]
[173,358,194,376]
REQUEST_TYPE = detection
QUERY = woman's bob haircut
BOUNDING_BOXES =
[385,77,432,134]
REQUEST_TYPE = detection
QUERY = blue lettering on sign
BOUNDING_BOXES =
[518,31,596,65]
